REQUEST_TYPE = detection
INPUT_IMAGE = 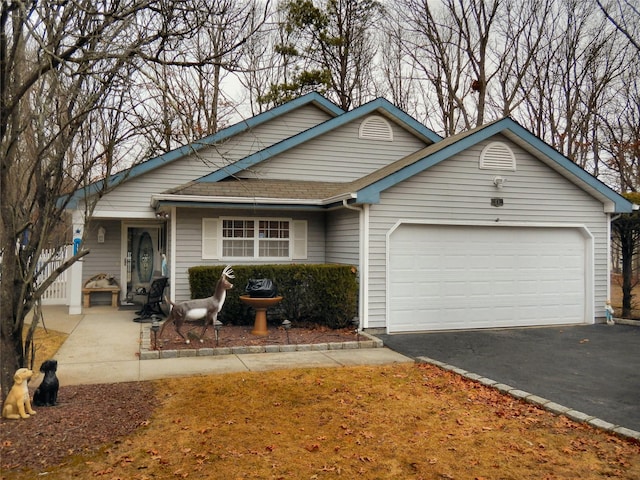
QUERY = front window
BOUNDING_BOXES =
[222,218,290,258]
[222,220,255,257]
[258,220,290,257]
[203,217,306,260]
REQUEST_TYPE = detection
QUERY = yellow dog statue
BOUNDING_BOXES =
[2,368,37,419]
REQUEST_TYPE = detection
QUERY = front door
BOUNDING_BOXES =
[122,225,165,303]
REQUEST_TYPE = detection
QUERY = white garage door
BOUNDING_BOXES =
[389,224,588,332]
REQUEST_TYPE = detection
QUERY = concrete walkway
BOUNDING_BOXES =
[33,306,412,386]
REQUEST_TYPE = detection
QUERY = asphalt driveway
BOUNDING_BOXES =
[377,324,640,433]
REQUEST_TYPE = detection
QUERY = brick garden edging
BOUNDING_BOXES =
[415,356,640,443]
[139,327,384,360]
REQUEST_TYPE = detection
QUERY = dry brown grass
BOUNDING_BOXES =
[8,313,639,479]
[22,327,68,370]
[610,274,640,319]
[9,364,639,480]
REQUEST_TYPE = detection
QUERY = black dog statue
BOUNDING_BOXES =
[33,359,59,407]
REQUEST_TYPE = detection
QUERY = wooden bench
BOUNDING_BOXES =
[82,274,121,308]
[82,287,121,308]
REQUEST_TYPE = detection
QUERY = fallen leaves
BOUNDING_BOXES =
[3,364,640,480]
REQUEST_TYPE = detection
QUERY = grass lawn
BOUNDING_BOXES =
[99,366,639,480]
[6,365,640,479]
[6,311,639,479]
[22,326,68,370]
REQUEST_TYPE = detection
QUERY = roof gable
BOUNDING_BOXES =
[66,92,344,207]
[196,97,442,183]
[353,117,635,214]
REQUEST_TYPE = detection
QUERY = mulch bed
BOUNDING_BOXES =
[155,323,360,350]
[1,382,154,475]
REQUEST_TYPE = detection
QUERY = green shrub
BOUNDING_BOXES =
[188,264,358,329]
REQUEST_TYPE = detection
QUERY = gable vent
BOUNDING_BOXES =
[479,141,516,171]
[359,115,393,141]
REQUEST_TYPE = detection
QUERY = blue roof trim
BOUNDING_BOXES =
[65,92,344,207]
[356,118,635,213]
[381,101,443,143]
[198,97,442,183]
[503,120,634,212]
[155,200,326,211]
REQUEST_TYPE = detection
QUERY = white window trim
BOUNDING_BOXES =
[202,217,308,261]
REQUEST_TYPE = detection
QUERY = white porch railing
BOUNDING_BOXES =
[38,245,72,305]
[0,245,72,306]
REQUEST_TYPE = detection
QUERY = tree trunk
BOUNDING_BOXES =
[620,229,635,317]
[0,313,27,403]
[0,248,30,401]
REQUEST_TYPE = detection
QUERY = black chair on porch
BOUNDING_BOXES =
[133,277,169,323]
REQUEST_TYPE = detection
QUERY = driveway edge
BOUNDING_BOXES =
[416,356,640,442]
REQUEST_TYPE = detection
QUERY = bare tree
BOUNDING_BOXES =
[600,64,640,317]
[0,1,135,396]
[599,72,640,193]
[612,194,640,317]
[596,0,640,52]
[0,0,268,398]
[542,0,625,170]
[396,0,501,134]
[491,0,556,118]
[137,0,270,151]
[377,6,421,114]
[396,1,469,135]
[236,2,279,116]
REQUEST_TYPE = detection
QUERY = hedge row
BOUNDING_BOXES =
[188,264,359,329]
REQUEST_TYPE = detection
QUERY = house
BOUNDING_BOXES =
[66,92,636,333]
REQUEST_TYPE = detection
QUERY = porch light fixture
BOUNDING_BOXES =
[155,211,170,220]
[493,176,506,189]
[97,226,106,243]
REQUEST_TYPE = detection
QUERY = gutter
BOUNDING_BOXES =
[151,192,357,208]
[341,198,361,212]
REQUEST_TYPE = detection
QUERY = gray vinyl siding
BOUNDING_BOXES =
[326,209,360,266]
[365,136,611,329]
[82,220,123,305]
[93,104,333,216]
[172,208,326,301]
[237,117,428,182]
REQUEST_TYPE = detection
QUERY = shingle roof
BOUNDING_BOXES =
[166,179,348,201]
[153,116,635,213]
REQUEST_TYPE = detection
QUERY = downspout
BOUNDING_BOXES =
[169,206,177,302]
[342,199,369,330]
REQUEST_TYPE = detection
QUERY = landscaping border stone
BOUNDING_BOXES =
[139,327,383,360]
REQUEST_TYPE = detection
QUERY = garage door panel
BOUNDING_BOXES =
[389,225,588,332]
